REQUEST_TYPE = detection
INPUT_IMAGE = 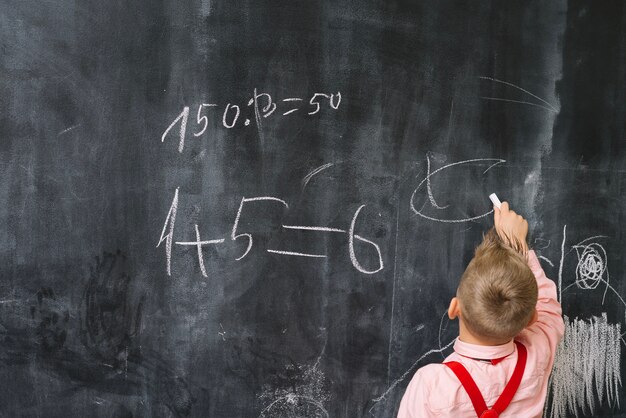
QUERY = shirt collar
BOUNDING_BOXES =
[453,337,515,360]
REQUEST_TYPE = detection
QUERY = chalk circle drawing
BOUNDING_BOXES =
[560,233,625,309]
[410,157,506,223]
[572,239,610,301]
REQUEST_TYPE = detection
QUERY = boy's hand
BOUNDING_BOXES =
[494,202,529,254]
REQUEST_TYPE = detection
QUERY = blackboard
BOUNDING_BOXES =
[1,1,625,417]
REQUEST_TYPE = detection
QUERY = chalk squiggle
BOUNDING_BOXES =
[573,241,610,303]
[302,163,336,191]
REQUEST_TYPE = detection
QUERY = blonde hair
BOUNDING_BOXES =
[457,229,537,342]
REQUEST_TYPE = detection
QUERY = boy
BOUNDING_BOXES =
[398,202,564,417]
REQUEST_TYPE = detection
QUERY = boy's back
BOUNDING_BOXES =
[398,203,565,417]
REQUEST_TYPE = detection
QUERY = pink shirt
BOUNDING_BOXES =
[397,251,564,418]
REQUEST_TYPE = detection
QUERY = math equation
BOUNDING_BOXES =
[156,189,384,276]
[155,88,377,276]
[161,89,342,152]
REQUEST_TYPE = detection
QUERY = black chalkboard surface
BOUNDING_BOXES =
[1,1,625,417]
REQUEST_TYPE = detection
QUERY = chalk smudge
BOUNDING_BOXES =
[80,250,144,369]
[258,339,330,418]
[30,287,69,353]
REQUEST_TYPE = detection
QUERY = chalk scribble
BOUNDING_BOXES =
[546,314,622,418]
[572,238,610,302]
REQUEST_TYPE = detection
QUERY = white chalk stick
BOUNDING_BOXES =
[489,193,502,208]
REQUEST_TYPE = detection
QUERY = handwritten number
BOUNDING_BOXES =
[195,104,217,137]
[161,107,189,153]
[308,93,329,115]
[156,188,179,275]
[329,92,341,110]
[231,197,289,260]
[348,205,384,274]
[223,103,240,129]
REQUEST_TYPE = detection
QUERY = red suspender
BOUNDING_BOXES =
[444,341,527,418]
[444,361,488,415]
[492,341,527,413]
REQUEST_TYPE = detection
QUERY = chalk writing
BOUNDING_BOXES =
[278,204,384,275]
[161,90,342,152]
[349,205,384,274]
[281,97,303,116]
[157,190,383,276]
[156,187,179,276]
[175,224,225,278]
[232,197,289,260]
[194,103,218,137]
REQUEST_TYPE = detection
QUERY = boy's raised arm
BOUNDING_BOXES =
[494,201,529,254]
[525,250,565,350]
[494,202,564,351]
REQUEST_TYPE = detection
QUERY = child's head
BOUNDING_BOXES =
[454,229,538,343]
